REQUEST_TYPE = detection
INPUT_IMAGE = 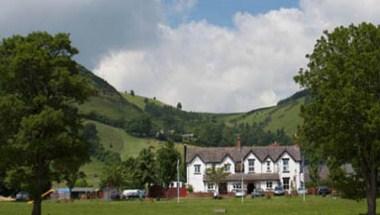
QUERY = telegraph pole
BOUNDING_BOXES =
[177,159,180,203]
[241,158,244,203]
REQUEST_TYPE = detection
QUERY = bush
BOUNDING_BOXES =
[187,185,193,193]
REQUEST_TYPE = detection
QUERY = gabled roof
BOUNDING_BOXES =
[186,145,301,163]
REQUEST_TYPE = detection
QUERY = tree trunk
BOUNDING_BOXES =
[69,187,73,200]
[31,195,42,215]
[366,168,377,215]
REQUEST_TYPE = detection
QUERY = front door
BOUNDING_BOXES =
[218,183,227,194]
[247,183,255,194]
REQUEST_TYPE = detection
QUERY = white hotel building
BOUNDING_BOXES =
[185,140,303,194]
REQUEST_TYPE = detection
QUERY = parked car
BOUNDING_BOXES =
[297,187,307,195]
[122,189,145,199]
[251,188,265,198]
[273,186,285,196]
[317,186,331,196]
[234,189,245,197]
[110,191,121,200]
[15,191,29,201]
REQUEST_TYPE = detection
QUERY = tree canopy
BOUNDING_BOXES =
[205,167,229,193]
[295,23,380,215]
[0,32,92,215]
[157,141,180,187]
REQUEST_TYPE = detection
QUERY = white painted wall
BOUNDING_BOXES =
[276,152,303,190]
[216,156,235,174]
[187,152,304,193]
[186,156,206,192]
[243,153,261,174]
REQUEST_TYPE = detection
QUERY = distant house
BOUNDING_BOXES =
[185,138,304,194]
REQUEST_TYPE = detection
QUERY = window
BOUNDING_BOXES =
[194,164,201,174]
[224,163,231,173]
[282,158,289,172]
[235,162,243,173]
[266,160,271,172]
[266,181,273,189]
[283,177,290,190]
[248,159,255,172]
[233,183,242,190]
[207,183,215,192]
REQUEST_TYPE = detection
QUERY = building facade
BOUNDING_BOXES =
[185,141,303,194]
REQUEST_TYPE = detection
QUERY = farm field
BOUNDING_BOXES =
[0,196,373,215]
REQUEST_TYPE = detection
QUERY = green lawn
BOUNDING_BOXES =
[0,196,372,215]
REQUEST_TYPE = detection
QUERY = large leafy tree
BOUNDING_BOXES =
[0,32,92,215]
[135,147,157,188]
[157,141,180,187]
[295,23,380,215]
[100,164,126,192]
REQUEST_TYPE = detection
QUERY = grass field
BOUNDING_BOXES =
[0,196,372,215]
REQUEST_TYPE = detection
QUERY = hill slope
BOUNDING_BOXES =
[224,97,304,136]
[79,66,144,122]
[78,66,307,186]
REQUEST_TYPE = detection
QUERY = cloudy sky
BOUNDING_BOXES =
[1,0,380,112]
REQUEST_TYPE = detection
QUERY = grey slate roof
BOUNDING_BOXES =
[204,173,280,182]
[186,145,301,163]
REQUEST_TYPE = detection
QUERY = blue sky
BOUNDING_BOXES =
[167,0,299,27]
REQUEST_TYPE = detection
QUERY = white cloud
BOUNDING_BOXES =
[95,0,380,112]
[95,8,314,112]
[171,0,197,13]
[4,0,379,113]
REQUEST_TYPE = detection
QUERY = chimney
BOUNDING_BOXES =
[236,135,241,150]
[270,141,280,147]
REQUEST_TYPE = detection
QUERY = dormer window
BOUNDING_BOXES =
[224,163,231,173]
[248,159,255,172]
[266,160,271,172]
[194,164,201,174]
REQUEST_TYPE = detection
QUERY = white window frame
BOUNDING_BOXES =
[194,164,201,174]
[266,160,271,172]
[282,158,289,173]
[266,181,273,189]
[248,159,255,172]
[233,183,242,191]
[207,183,215,192]
[224,163,231,173]
[283,178,290,190]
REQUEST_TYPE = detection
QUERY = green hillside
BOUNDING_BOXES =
[87,120,163,160]
[78,66,144,122]
[77,66,306,186]
[122,92,167,110]
[82,120,184,186]
[225,97,304,136]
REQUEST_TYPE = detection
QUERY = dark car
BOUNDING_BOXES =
[110,191,121,200]
[273,186,285,196]
[15,191,29,201]
[317,186,331,196]
[251,188,265,198]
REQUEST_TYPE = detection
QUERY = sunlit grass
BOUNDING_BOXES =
[0,196,372,215]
